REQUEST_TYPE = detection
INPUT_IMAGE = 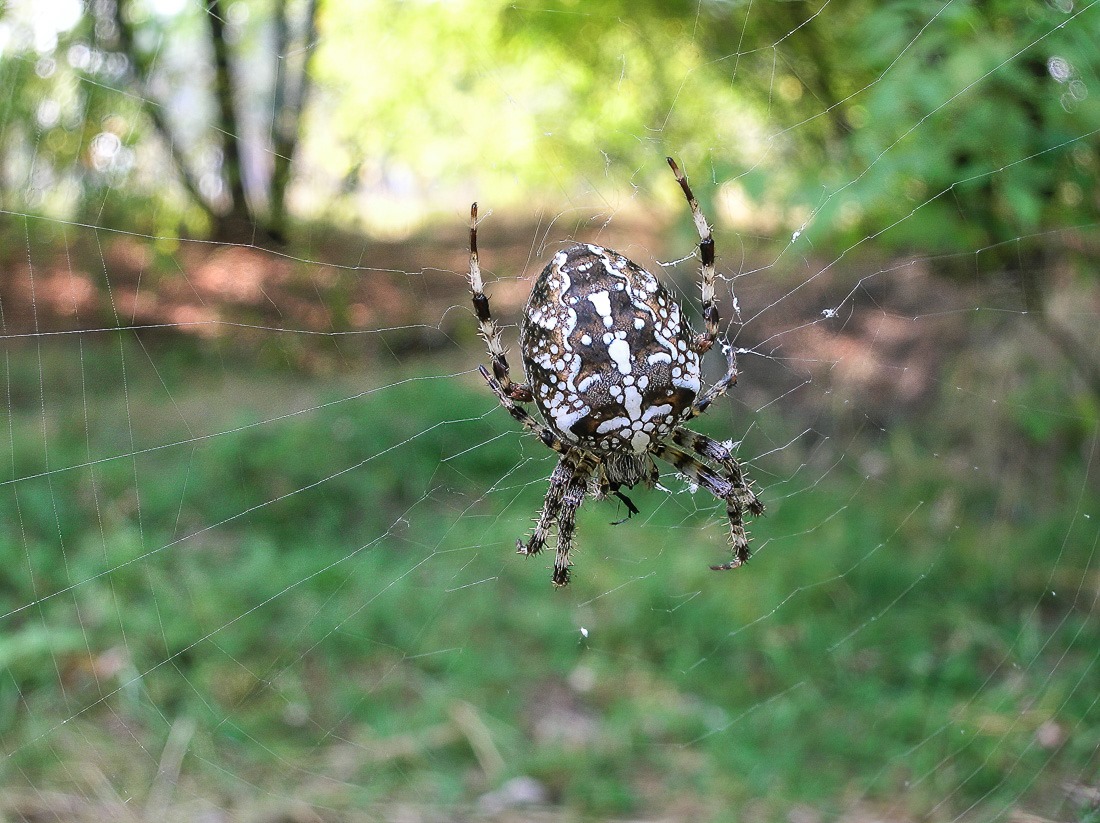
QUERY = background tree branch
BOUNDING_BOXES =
[204,0,253,240]
[268,0,320,243]
[111,0,216,222]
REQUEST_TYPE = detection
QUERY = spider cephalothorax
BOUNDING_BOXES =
[467,158,763,586]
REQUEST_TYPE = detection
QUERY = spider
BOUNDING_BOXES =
[467,158,763,586]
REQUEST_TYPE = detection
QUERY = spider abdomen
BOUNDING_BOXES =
[520,244,701,455]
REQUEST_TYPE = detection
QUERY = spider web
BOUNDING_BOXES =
[2,1,1099,820]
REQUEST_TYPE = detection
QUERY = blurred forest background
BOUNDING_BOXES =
[1,0,1099,821]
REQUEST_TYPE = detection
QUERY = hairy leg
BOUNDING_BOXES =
[468,203,532,401]
[667,158,719,354]
[671,427,763,517]
[480,365,568,455]
[653,441,756,571]
[686,339,740,419]
[518,454,574,557]
[553,463,592,586]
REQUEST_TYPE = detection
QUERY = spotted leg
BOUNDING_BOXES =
[518,453,575,558]
[553,461,593,586]
[653,442,757,572]
[667,158,718,354]
[672,427,763,518]
[468,203,533,402]
[480,365,568,455]
[687,338,739,420]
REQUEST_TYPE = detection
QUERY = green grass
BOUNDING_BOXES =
[1,338,1098,821]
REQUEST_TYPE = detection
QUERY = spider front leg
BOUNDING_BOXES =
[518,453,575,558]
[468,203,533,402]
[479,365,568,455]
[552,462,593,587]
[688,338,739,420]
[667,158,719,354]
[653,441,759,572]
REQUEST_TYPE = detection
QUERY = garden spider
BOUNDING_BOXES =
[467,158,763,586]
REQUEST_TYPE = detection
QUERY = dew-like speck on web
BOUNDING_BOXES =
[1047,56,1072,82]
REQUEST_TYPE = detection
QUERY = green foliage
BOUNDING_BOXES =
[3,0,1096,256]
[0,11,138,214]
[809,0,1100,254]
[310,0,747,212]
[0,1,202,233]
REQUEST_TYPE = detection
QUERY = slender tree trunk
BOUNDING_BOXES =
[112,0,217,224]
[204,0,256,243]
[112,0,314,246]
[268,0,320,243]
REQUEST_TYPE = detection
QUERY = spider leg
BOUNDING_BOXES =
[468,203,533,402]
[666,164,746,420]
[667,158,719,355]
[480,365,568,455]
[687,338,739,420]
[481,363,594,582]
[518,453,574,557]
[553,462,593,586]
[671,427,764,517]
[653,441,758,572]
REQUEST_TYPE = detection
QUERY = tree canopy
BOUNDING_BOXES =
[0,0,1096,255]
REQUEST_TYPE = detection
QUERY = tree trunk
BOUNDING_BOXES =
[204,0,257,244]
[111,0,313,246]
[112,0,218,225]
[268,0,320,244]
